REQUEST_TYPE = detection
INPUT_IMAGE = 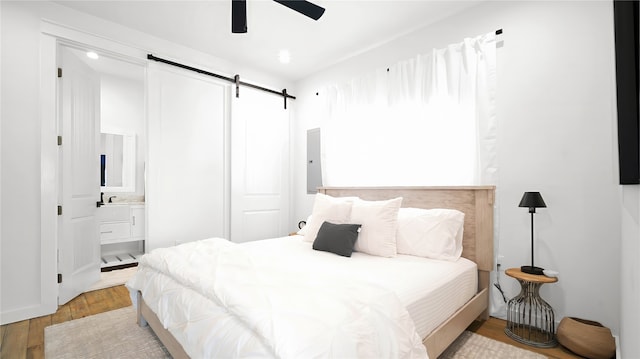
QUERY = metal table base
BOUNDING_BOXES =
[505,279,557,348]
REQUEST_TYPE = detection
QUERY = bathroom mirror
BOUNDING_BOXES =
[101,132,136,192]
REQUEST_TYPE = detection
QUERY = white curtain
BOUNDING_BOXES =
[320,33,497,186]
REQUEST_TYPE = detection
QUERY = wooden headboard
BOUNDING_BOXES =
[318,186,495,287]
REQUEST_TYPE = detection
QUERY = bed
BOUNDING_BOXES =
[128,186,495,358]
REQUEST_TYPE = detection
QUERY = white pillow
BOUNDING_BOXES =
[350,197,403,257]
[396,208,465,261]
[303,193,355,243]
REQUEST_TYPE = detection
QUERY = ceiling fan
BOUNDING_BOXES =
[232,0,325,33]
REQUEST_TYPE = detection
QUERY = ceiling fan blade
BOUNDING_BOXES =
[231,0,247,33]
[273,0,325,21]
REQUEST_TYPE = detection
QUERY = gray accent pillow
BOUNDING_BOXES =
[312,221,361,257]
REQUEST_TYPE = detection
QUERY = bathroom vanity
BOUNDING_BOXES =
[97,202,145,269]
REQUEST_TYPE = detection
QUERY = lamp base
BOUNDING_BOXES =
[521,265,545,275]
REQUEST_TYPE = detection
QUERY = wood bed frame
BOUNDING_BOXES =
[136,186,495,358]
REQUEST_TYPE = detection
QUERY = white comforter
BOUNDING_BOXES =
[128,238,428,359]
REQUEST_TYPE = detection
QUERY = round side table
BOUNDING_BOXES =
[504,267,558,348]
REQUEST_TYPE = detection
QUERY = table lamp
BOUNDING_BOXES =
[519,192,547,275]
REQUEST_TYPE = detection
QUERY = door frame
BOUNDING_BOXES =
[38,21,147,318]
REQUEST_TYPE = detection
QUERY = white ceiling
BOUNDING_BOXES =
[65,46,146,81]
[54,0,481,82]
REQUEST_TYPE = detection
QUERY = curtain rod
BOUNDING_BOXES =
[147,54,296,109]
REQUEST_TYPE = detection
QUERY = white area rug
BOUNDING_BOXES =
[439,330,546,359]
[86,266,137,292]
[45,306,545,359]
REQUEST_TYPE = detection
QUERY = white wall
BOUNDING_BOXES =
[620,186,640,356]
[1,1,50,322]
[292,0,625,340]
[100,74,146,197]
[0,0,292,324]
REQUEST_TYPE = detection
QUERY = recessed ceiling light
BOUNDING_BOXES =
[278,50,290,64]
[86,51,99,60]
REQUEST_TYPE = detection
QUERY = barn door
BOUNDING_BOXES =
[231,87,290,242]
[146,64,229,250]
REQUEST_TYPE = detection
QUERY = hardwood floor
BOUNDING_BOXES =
[1,285,582,359]
[0,285,131,359]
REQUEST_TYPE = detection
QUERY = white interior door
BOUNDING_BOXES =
[146,64,229,251]
[231,87,290,242]
[58,46,101,304]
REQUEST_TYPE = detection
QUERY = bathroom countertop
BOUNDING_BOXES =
[102,202,145,206]
[102,194,145,205]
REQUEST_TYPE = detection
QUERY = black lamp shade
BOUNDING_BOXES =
[519,192,547,209]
